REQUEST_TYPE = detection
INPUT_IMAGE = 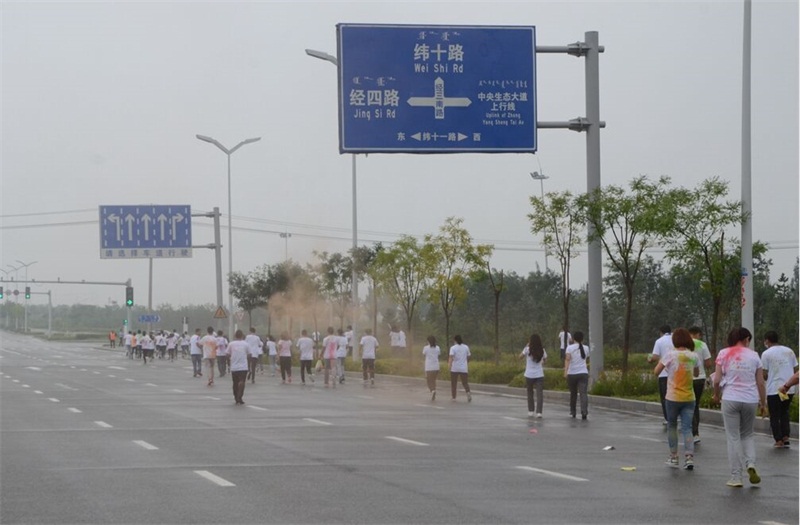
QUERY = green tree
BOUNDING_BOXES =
[352,243,383,335]
[580,176,677,376]
[228,270,264,328]
[312,250,352,329]
[425,217,493,347]
[528,190,583,352]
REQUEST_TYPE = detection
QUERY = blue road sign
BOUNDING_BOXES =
[99,205,192,259]
[336,24,537,153]
[138,314,161,324]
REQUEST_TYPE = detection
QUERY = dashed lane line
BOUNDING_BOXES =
[68,408,82,413]
[303,418,332,426]
[516,466,588,482]
[386,436,429,446]
[133,440,159,450]
[95,421,113,428]
[194,470,235,487]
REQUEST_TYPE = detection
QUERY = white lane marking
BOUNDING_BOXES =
[203,396,221,401]
[26,366,41,371]
[629,435,663,443]
[79,369,87,372]
[34,390,43,394]
[355,395,373,400]
[125,378,135,382]
[172,389,185,393]
[92,371,100,375]
[108,366,126,370]
[48,398,60,403]
[194,470,235,487]
[503,416,526,421]
[386,436,429,447]
[760,521,791,525]
[68,408,82,413]
[303,418,332,426]
[415,403,444,410]
[12,379,19,383]
[95,421,113,428]
[22,384,30,388]
[55,383,78,391]
[516,466,588,482]
[247,405,269,411]
[108,375,116,378]
[133,440,159,450]
[145,383,157,387]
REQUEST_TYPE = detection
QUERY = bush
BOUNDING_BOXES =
[469,361,519,385]
[591,370,659,399]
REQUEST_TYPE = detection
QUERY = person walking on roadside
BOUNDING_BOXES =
[336,328,348,384]
[557,327,571,363]
[360,329,379,387]
[564,331,590,419]
[109,330,116,348]
[520,334,547,418]
[216,330,229,377]
[321,326,339,388]
[266,335,277,376]
[648,325,673,426]
[713,327,767,488]
[423,336,441,401]
[189,328,202,377]
[761,331,798,448]
[200,326,218,387]
[228,330,249,405]
[449,335,472,402]
[245,327,262,384]
[297,330,316,385]
[688,327,713,444]
[654,328,700,470]
[277,332,293,384]
[124,331,133,358]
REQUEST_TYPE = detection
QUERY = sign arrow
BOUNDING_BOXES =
[107,213,122,241]
[140,214,152,241]
[124,214,136,241]
[157,214,168,241]
[407,77,471,120]
[171,213,184,241]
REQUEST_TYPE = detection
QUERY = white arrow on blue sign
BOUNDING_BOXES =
[138,315,161,324]
[99,205,192,260]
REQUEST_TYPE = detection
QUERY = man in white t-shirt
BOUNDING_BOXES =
[648,325,673,425]
[557,328,572,362]
[199,326,218,386]
[344,325,354,356]
[360,329,379,386]
[389,325,407,358]
[244,327,263,384]
[296,330,316,384]
[216,330,229,377]
[189,328,202,377]
[336,328,348,384]
[762,331,799,448]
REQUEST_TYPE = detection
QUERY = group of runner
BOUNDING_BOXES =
[122,330,187,363]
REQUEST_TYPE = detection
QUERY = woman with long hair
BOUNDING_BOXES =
[448,335,472,402]
[713,327,767,487]
[564,331,590,419]
[423,335,441,401]
[520,334,547,417]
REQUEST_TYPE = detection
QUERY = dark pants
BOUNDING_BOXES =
[692,378,705,436]
[231,370,247,403]
[567,373,589,417]
[362,358,375,381]
[248,356,258,382]
[526,377,544,414]
[191,354,202,376]
[217,355,229,376]
[767,393,794,442]
[658,376,668,421]
[426,370,439,392]
[300,359,313,383]
[279,356,292,380]
[450,372,470,399]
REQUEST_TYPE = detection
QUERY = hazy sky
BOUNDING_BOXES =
[2,0,798,311]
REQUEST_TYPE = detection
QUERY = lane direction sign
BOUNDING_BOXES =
[336,24,537,153]
[99,205,192,259]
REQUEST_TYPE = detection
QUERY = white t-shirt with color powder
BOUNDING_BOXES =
[716,345,763,403]
[423,345,441,372]
[449,344,471,373]
[360,335,379,359]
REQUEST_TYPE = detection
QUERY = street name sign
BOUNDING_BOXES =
[336,24,537,153]
[138,314,161,324]
[99,205,192,259]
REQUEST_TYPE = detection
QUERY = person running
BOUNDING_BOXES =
[321,327,339,388]
[688,327,713,444]
[654,328,700,470]
[180,332,190,360]
[360,329,379,387]
[557,327,571,363]
[140,331,153,364]
[216,330,229,377]
[648,325,673,426]
[564,331,590,419]
[520,334,547,418]
[165,331,176,362]
[228,329,249,405]
[245,327,262,384]
[189,328,202,377]
[135,330,143,360]
[336,328,348,384]
[297,330,316,385]
[449,335,472,402]
[277,332,293,384]
[200,326,218,387]
[266,335,277,376]
[713,327,767,488]
[124,331,133,358]
[422,335,441,401]
[761,331,798,448]
[155,331,167,360]
[344,325,354,357]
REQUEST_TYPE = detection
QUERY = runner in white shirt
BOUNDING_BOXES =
[296,330,316,385]
[199,326,218,386]
[189,328,202,377]
[360,329,379,386]
[244,327,263,384]
[336,328,348,384]
[124,331,133,358]
[688,327,713,443]
[321,327,339,388]
[216,331,229,377]
[422,335,441,401]
[140,332,153,365]
[648,325,674,424]
[277,333,293,384]
[761,331,798,448]
[166,331,178,362]
[155,331,167,360]
[266,335,278,376]
[344,325,354,356]
[449,335,472,402]
[564,331,591,419]
[228,330,249,405]
[520,334,547,417]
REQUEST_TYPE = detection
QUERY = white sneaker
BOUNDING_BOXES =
[693,435,701,444]
[528,411,535,417]
[536,413,543,419]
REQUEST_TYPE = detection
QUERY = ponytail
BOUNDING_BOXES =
[573,331,586,359]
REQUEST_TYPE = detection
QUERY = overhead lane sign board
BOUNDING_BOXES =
[336,24,537,153]
[99,205,192,259]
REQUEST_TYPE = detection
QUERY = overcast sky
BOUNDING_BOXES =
[2,0,798,311]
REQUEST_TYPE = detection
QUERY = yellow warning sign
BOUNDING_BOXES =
[213,306,227,319]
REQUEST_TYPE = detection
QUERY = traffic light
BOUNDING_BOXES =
[24,286,31,299]
[0,286,3,299]
[123,319,128,326]
[125,286,134,307]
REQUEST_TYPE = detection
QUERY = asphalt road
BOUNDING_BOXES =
[1,331,798,525]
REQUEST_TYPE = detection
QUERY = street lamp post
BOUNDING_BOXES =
[196,134,261,337]
[529,171,550,272]
[305,48,361,361]
[279,230,292,262]
[16,260,37,332]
